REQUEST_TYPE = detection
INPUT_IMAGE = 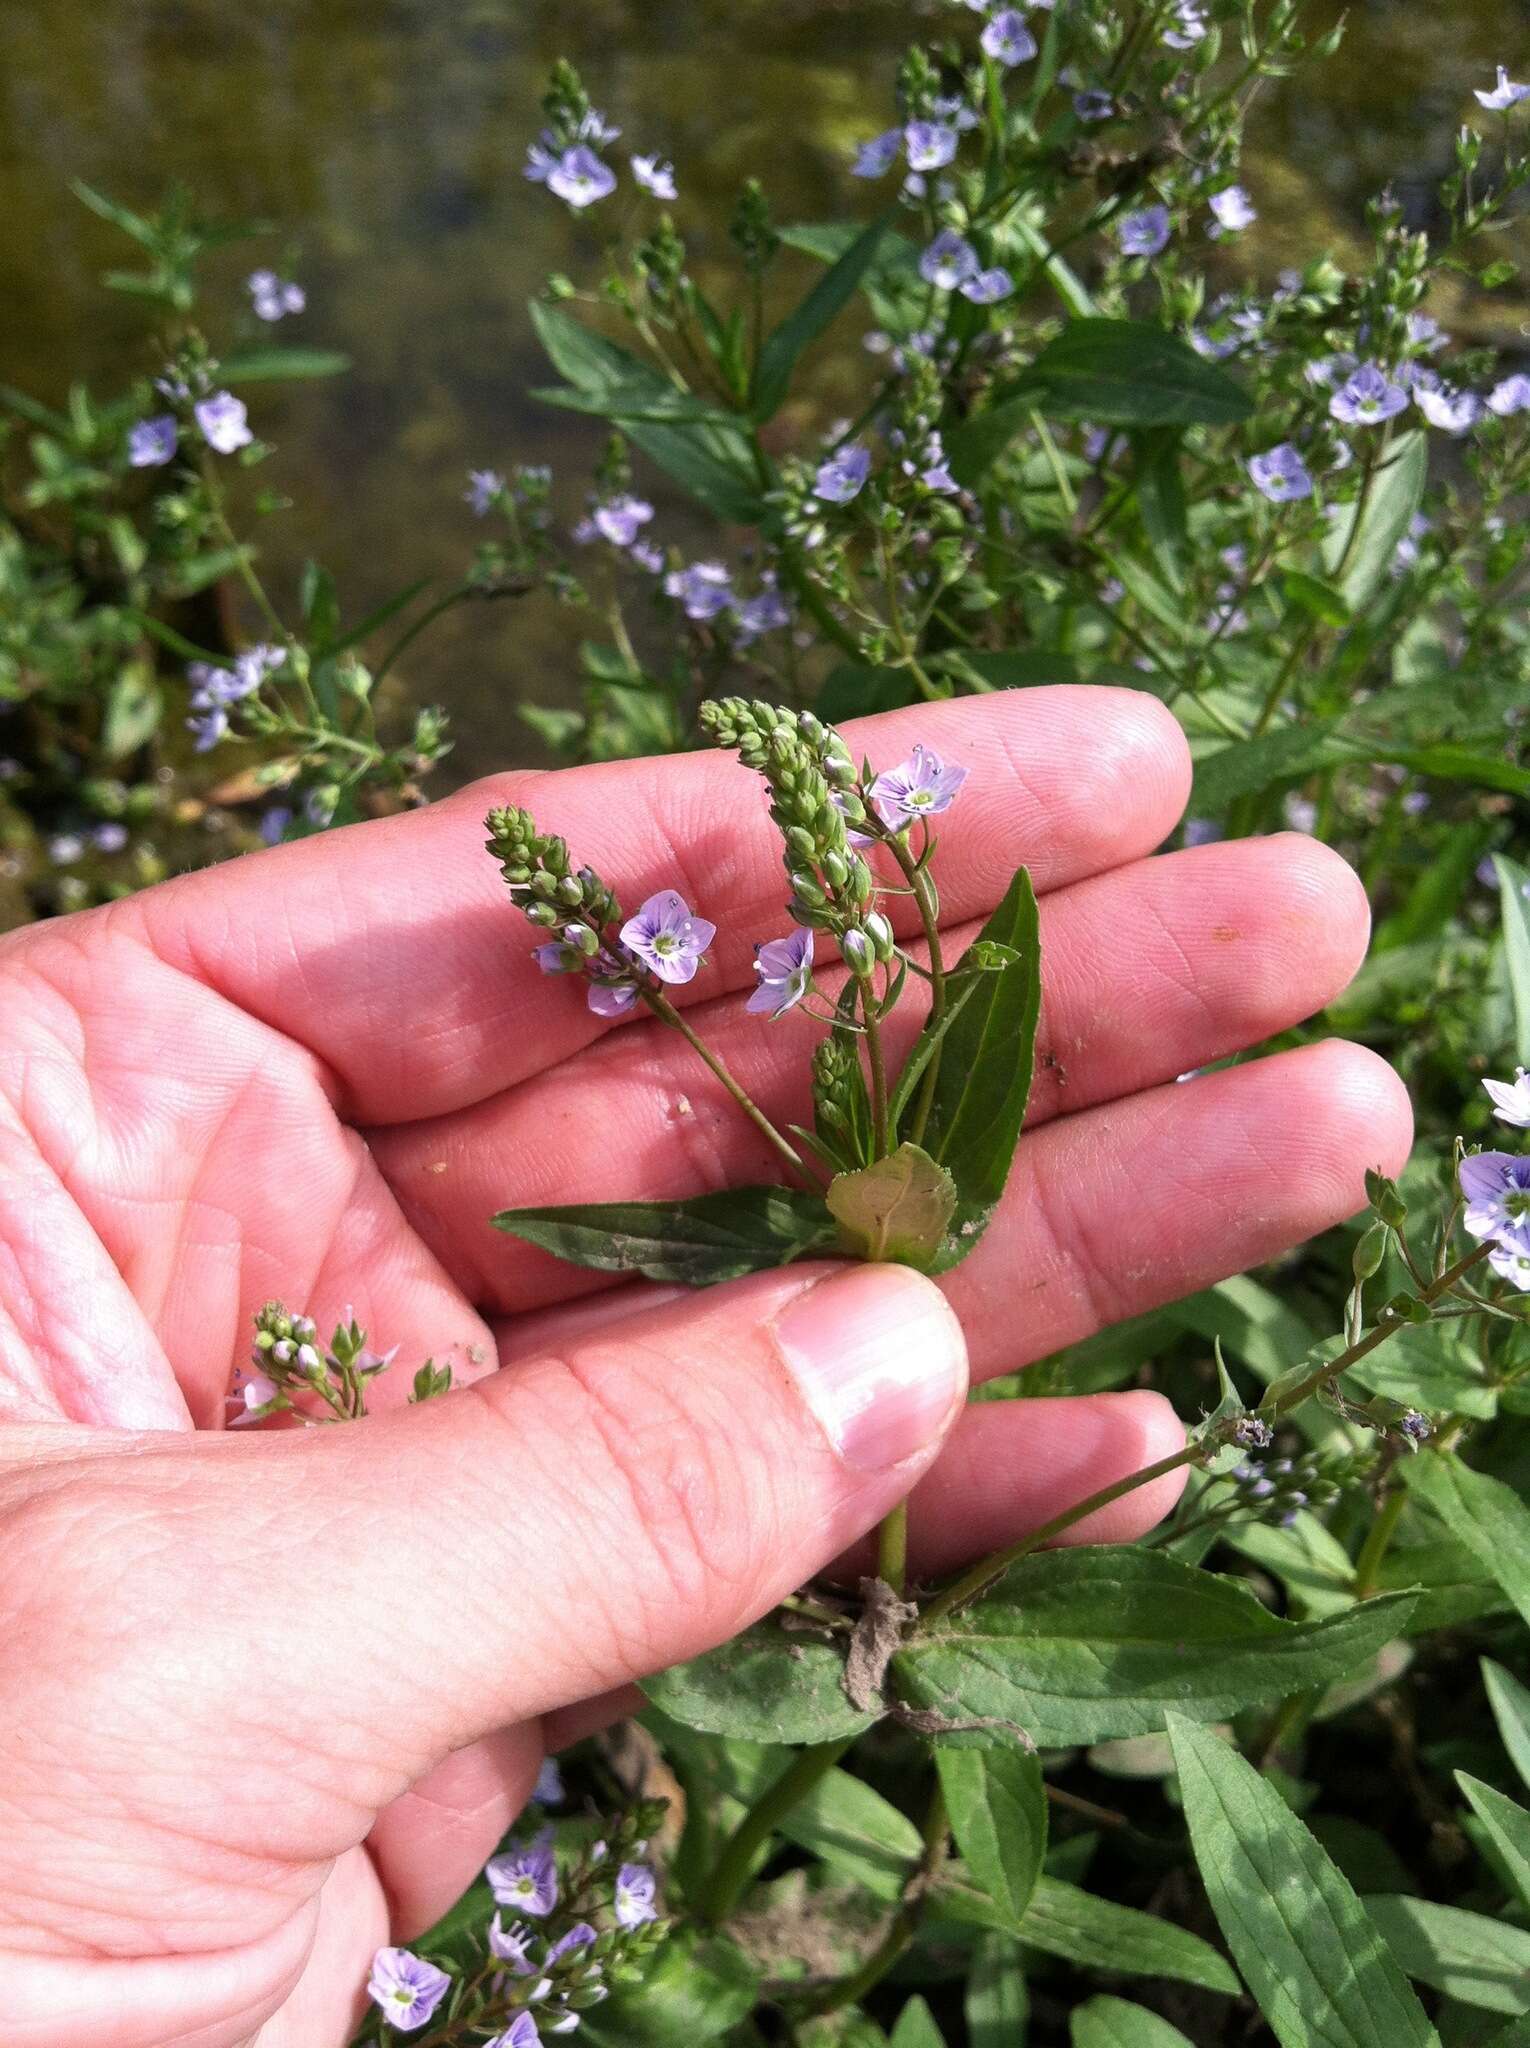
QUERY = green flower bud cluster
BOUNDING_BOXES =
[484,804,622,946]
[698,699,875,934]
[812,1034,863,1142]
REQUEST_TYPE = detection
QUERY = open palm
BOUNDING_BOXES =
[0,688,1410,2048]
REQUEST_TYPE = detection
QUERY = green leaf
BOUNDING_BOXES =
[1457,1773,1530,1913]
[1493,854,1530,1066]
[581,1927,759,2046]
[1070,1997,1196,2048]
[966,1932,1029,2048]
[1346,1321,1498,1421]
[1404,1453,1530,1630]
[101,667,163,760]
[1322,432,1428,613]
[1363,1895,1530,2015]
[919,867,1041,1264]
[1484,1659,1530,1795]
[1188,722,1355,812]
[531,383,743,427]
[779,1764,923,1900]
[754,215,890,420]
[1132,429,1189,591]
[640,1611,875,1745]
[69,178,157,248]
[897,1550,1416,1746]
[1166,1713,1439,2048]
[949,321,1251,479]
[329,574,434,656]
[491,1185,834,1286]
[530,301,763,523]
[1015,1876,1238,1994]
[827,1143,957,1269]
[937,1744,1046,1923]
[889,1997,947,2048]
[888,975,985,1134]
[218,347,352,381]
[1282,569,1352,625]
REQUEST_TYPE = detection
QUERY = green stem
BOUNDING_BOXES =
[701,1738,854,1924]
[1352,1482,1408,1600]
[863,986,891,1157]
[643,990,814,1184]
[372,582,473,689]
[886,836,946,1149]
[878,1503,909,1595]
[803,1779,949,2015]
[920,1241,1497,1628]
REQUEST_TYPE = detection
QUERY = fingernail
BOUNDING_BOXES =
[772,1264,968,1472]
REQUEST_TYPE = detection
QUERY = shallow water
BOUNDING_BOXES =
[0,0,1521,781]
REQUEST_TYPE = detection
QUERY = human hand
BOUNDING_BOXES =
[0,689,1410,2046]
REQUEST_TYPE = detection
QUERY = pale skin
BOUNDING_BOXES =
[0,688,1411,2046]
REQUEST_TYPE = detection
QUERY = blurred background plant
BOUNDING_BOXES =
[4,2,1530,2043]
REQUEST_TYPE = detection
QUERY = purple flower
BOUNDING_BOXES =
[1074,89,1115,121]
[466,468,507,515]
[619,890,716,985]
[1328,363,1408,427]
[534,1756,565,1805]
[614,1862,659,1928]
[1163,2,1207,48]
[1485,1069,1530,1128]
[247,269,305,321]
[1490,1242,1530,1292]
[91,821,128,853]
[814,443,872,504]
[367,1947,452,2031]
[870,744,968,830]
[1488,374,1530,417]
[919,229,980,290]
[1405,312,1447,353]
[982,10,1038,65]
[747,927,814,1018]
[1414,380,1483,434]
[588,979,639,1018]
[533,941,580,975]
[1305,351,1357,390]
[852,129,903,178]
[961,266,1014,304]
[487,1839,560,1917]
[47,833,83,865]
[904,121,958,172]
[546,146,617,209]
[1208,186,1257,235]
[240,1370,278,1413]
[195,391,252,454]
[1118,205,1171,258]
[489,1913,537,1972]
[486,2017,543,2048]
[1475,67,1530,111]
[631,153,677,199]
[592,494,655,547]
[1283,795,1317,834]
[188,707,229,752]
[1460,1151,1530,1257]
[630,540,665,575]
[664,561,734,620]
[548,1922,599,1963]
[735,585,792,644]
[1248,443,1313,502]
[128,415,178,468]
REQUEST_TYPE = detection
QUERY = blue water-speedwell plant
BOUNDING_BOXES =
[4,0,1530,2038]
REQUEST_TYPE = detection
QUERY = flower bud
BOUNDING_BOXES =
[565,922,600,957]
[1352,1222,1389,1281]
[526,901,559,928]
[842,929,875,977]
[865,911,895,962]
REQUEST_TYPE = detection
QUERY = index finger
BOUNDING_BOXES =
[131,688,1189,1123]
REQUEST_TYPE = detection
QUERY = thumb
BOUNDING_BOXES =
[185,1261,964,1775]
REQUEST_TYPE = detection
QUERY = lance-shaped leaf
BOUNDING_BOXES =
[530,300,763,522]
[640,1611,876,1745]
[888,1999,947,2048]
[827,1143,957,1269]
[918,866,1041,1267]
[1070,1998,1196,2048]
[1404,1452,1530,1630]
[941,1873,1238,1994]
[493,1185,835,1286]
[1363,1895,1530,2016]
[1322,430,1427,613]
[1166,1714,1439,2048]
[754,214,890,421]
[966,1934,1029,2048]
[949,320,1251,480]
[1484,1657,1530,1795]
[1495,852,1530,1065]
[895,1549,1416,1746]
[936,1743,1047,1922]
[1456,1772,1530,1914]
